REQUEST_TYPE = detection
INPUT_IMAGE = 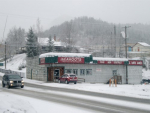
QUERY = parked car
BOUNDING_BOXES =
[2,74,24,89]
[58,73,78,84]
[141,79,150,84]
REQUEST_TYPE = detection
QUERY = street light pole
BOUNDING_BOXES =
[123,26,131,84]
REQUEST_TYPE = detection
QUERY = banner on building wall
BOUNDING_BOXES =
[97,60,143,66]
[96,68,101,72]
[40,58,45,64]
[128,60,143,66]
[97,61,124,65]
[58,57,84,64]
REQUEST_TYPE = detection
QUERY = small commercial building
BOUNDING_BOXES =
[26,52,143,84]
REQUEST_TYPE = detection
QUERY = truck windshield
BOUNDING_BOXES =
[8,75,21,79]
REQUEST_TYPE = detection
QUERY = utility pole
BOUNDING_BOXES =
[3,16,8,69]
[123,26,131,58]
[123,26,131,84]
[5,42,6,69]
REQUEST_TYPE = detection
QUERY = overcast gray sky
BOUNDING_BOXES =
[0,0,150,40]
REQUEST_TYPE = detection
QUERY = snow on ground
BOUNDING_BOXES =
[1,53,26,73]
[0,91,93,113]
[142,68,150,79]
[0,79,150,113]
[22,78,150,99]
[22,86,150,111]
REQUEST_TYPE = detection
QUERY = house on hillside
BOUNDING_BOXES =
[132,42,150,52]
[120,43,135,52]
[128,42,150,58]
[38,36,84,53]
[127,43,135,51]
[38,36,66,52]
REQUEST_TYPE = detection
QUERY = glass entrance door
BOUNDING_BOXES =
[54,69,60,80]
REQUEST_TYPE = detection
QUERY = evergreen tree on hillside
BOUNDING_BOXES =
[26,28,39,57]
[47,35,54,52]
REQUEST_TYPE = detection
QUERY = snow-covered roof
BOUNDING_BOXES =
[128,57,141,60]
[128,51,148,53]
[93,57,128,61]
[138,42,150,47]
[39,52,91,58]
[38,37,64,46]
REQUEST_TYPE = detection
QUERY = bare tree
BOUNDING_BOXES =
[6,27,25,55]
[36,18,43,37]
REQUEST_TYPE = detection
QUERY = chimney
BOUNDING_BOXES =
[54,34,56,41]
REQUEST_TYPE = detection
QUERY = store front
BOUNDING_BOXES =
[26,53,143,84]
[47,67,64,82]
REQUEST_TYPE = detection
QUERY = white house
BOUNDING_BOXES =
[132,42,150,52]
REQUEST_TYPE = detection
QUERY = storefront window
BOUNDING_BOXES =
[86,69,92,75]
[80,69,85,75]
[65,69,72,73]
[73,69,78,75]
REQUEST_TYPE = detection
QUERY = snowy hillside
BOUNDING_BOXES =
[1,53,26,73]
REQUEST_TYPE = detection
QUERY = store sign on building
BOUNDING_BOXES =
[40,58,45,64]
[129,60,143,66]
[97,61,124,65]
[58,57,84,64]
[96,68,101,72]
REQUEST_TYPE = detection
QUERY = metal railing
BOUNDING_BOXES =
[78,78,85,82]
[0,68,25,78]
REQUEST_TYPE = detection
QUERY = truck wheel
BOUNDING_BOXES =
[21,86,24,88]
[74,82,77,84]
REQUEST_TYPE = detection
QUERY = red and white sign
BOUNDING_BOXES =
[97,60,143,66]
[96,68,101,72]
[97,61,124,65]
[58,57,84,64]
[40,58,45,64]
[129,60,143,66]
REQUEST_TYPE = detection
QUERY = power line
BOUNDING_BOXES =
[0,12,53,21]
